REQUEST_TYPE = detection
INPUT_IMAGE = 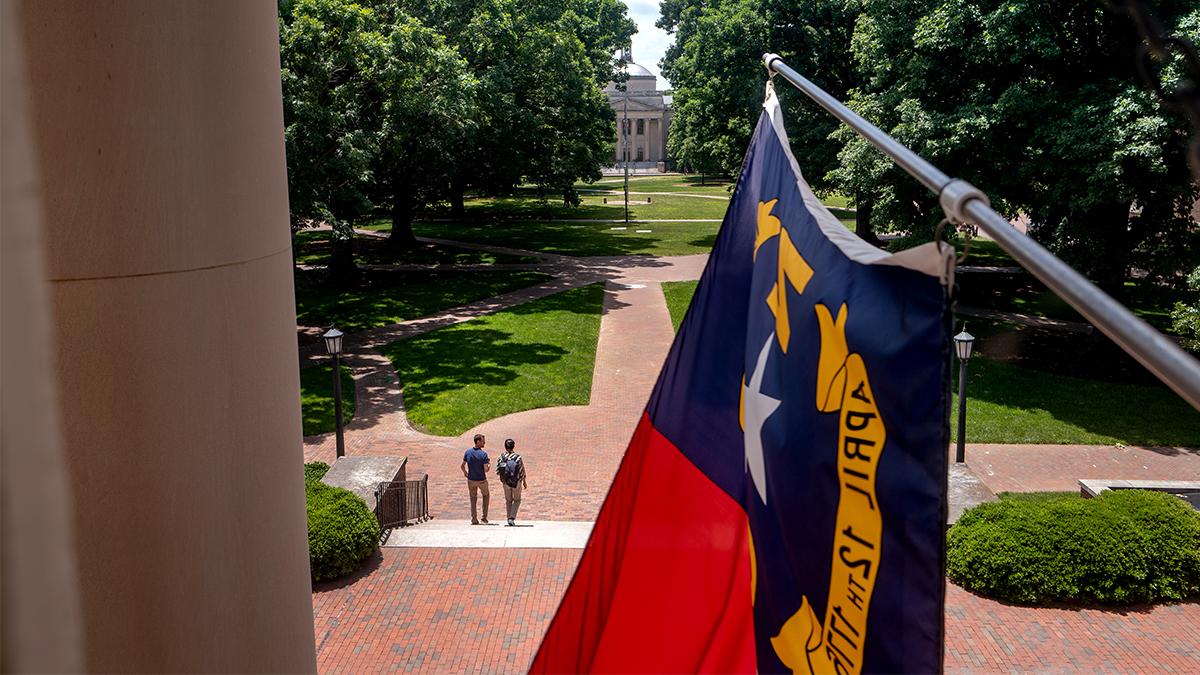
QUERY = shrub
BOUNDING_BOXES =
[306,478,380,582]
[1170,266,1200,351]
[304,461,330,483]
[947,490,1200,605]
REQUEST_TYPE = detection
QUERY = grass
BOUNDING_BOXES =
[413,220,721,257]
[435,192,731,221]
[292,230,540,266]
[658,280,1196,444]
[295,270,551,332]
[663,280,699,331]
[574,174,737,196]
[952,357,1200,446]
[381,284,606,436]
[300,364,356,436]
[958,267,1187,332]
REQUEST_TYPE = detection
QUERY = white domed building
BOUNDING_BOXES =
[604,51,672,171]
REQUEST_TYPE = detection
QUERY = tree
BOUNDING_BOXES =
[404,0,635,205]
[659,0,873,238]
[280,0,386,284]
[368,9,475,248]
[841,0,1200,292]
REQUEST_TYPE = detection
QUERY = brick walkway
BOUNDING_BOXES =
[305,243,1200,673]
[313,548,1200,674]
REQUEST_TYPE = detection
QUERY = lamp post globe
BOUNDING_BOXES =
[953,328,974,463]
[322,327,346,459]
[322,328,343,356]
[953,329,975,361]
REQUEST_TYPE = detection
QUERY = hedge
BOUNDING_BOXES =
[304,463,379,582]
[947,489,1200,605]
[304,461,330,483]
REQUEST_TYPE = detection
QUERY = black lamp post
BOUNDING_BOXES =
[953,328,975,463]
[323,328,345,459]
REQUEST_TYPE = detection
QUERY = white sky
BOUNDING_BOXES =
[622,0,672,88]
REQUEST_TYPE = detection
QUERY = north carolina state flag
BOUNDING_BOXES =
[532,86,952,674]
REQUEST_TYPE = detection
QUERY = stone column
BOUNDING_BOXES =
[2,1,84,669]
[12,1,316,671]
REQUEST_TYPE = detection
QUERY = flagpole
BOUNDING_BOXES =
[763,53,1200,411]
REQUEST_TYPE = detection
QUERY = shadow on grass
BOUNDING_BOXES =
[496,281,622,317]
[959,357,1200,446]
[295,269,551,333]
[414,221,676,257]
[380,327,569,410]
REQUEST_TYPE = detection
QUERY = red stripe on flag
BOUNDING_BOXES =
[530,412,756,674]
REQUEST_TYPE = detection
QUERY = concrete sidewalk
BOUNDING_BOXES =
[382,520,592,549]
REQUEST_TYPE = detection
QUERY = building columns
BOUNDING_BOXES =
[5,1,317,671]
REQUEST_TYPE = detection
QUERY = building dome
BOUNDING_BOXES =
[624,61,654,78]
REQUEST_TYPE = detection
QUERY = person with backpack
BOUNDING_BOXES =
[495,438,527,526]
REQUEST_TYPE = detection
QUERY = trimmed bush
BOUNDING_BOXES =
[947,490,1200,605]
[304,461,330,483]
[306,476,380,582]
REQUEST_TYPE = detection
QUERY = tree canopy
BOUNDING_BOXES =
[279,0,635,271]
[661,0,1200,289]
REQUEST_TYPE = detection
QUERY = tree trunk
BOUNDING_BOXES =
[1085,201,1133,298]
[449,176,466,219]
[327,230,359,288]
[854,196,882,247]
[388,179,417,249]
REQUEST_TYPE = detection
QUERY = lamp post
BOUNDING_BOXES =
[622,57,630,226]
[953,328,975,463]
[323,328,346,459]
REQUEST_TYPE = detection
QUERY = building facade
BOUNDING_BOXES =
[604,53,672,171]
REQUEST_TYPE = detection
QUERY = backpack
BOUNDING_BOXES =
[497,454,522,488]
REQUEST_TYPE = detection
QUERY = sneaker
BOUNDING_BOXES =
[481,518,489,524]
[471,520,479,525]
[507,519,515,526]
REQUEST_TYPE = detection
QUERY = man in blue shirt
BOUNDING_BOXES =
[460,433,490,524]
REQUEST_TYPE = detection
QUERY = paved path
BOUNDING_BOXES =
[305,237,1200,673]
[380,521,592,548]
[314,546,1200,674]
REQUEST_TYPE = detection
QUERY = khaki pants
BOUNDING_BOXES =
[468,479,489,523]
[502,483,523,522]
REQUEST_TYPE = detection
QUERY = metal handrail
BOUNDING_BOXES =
[764,53,1200,411]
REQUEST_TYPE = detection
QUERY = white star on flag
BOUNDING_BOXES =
[744,332,780,504]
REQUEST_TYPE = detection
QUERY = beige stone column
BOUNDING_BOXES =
[13,1,316,671]
[2,1,84,670]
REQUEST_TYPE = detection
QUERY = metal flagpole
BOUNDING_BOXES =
[763,53,1200,411]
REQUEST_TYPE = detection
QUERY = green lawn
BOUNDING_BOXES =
[300,364,356,436]
[442,192,731,221]
[295,270,551,332]
[292,230,540,266]
[381,284,605,436]
[413,220,721,257]
[660,280,1197,445]
[574,174,736,195]
[952,357,1200,446]
[663,280,699,331]
[958,266,1186,332]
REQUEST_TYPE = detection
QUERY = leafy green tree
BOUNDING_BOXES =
[407,0,634,205]
[280,0,385,284]
[368,9,475,248]
[660,0,872,238]
[1171,266,1200,350]
[842,0,1200,292]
